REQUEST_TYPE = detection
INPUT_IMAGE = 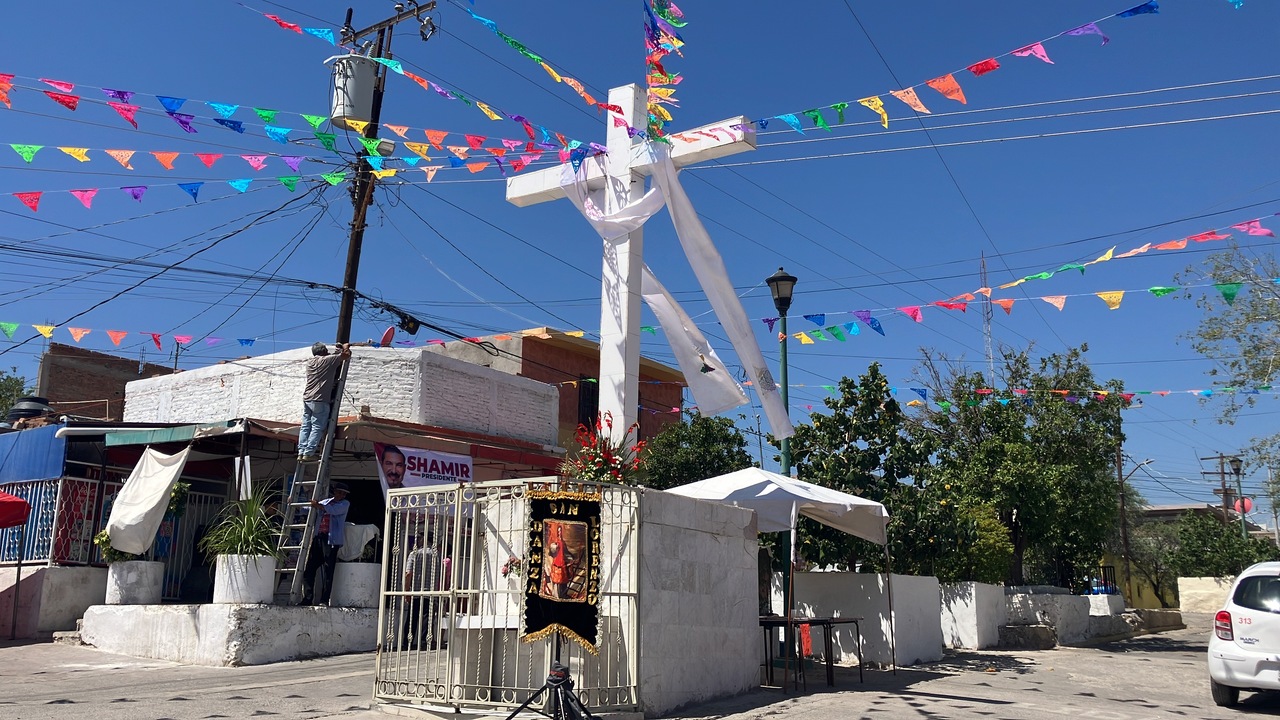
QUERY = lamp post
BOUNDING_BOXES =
[1230,456,1247,539]
[766,268,797,476]
[765,267,798,663]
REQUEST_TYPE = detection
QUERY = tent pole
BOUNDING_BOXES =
[883,545,896,674]
[10,525,24,641]
[782,502,798,691]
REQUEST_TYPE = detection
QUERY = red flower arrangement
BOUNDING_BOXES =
[558,412,647,484]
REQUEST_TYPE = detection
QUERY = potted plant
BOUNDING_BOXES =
[94,481,189,605]
[198,486,281,604]
[94,530,165,605]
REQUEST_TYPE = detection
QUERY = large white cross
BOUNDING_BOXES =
[506,83,755,439]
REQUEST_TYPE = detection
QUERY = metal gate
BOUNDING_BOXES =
[373,478,640,713]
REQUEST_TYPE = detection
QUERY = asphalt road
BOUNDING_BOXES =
[0,612,1273,719]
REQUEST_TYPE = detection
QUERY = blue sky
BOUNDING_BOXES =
[0,1,1277,512]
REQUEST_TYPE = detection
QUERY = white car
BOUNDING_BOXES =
[1208,561,1280,706]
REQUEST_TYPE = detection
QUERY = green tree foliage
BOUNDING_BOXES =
[1128,519,1181,608]
[1172,511,1280,577]
[1184,248,1280,472]
[785,363,977,577]
[639,410,754,490]
[913,345,1125,589]
[0,367,31,417]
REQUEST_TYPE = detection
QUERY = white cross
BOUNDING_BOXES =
[505,83,755,439]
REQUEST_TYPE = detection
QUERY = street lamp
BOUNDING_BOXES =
[766,268,797,476]
[766,268,797,627]
[1230,456,1247,539]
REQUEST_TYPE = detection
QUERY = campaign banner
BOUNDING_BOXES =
[374,443,473,495]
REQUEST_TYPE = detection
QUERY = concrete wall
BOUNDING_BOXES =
[788,572,943,667]
[1177,576,1234,613]
[1088,594,1126,616]
[425,335,683,444]
[80,604,376,666]
[637,491,758,717]
[0,565,106,638]
[123,346,560,447]
[1006,592,1091,645]
[940,582,1006,650]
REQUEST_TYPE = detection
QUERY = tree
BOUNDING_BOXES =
[1184,246,1280,466]
[912,345,1126,589]
[0,367,30,417]
[1127,519,1181,608]
[639,410,754,490]
[785,363,965,575]
[1172,511,1280,577]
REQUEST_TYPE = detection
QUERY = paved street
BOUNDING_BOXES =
[1,613,1273,719]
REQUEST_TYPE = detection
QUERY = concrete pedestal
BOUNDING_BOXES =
[213,555,276,604]
[80,603,376,666]
[331,562,380,608]
[105,561,165,605]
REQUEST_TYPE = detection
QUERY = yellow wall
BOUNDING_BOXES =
[1100,552,1175,609]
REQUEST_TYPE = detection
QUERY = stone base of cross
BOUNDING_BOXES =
[505,84,756,440]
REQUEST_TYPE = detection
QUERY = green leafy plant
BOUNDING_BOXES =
[93,530,141,564]
[197,486,281,559]
[167,481,190,518]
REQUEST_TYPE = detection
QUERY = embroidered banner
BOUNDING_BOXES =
[522,488,603,654]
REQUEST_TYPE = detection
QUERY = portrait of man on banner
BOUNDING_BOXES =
[521,489,603,654]
[373,443,474,498]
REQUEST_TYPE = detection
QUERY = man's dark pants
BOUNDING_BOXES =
[302,532,342,604]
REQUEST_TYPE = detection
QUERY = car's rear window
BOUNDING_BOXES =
[1233,575,1280,612]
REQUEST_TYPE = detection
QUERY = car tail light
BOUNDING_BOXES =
[1216,610,1234,641]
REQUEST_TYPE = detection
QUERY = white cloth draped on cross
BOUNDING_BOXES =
[559,147,794,438]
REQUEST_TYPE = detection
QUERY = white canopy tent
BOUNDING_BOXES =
[667,467,889,544]
[668,466,897,674]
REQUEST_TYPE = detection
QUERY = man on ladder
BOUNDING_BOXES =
[299,341,351,463]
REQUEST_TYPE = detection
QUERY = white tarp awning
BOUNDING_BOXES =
[667,466,889,545]
[106,447,191,555]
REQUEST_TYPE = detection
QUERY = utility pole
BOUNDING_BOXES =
[981,254,994,385]
[1270,467,1278,546]
[1201,453,1233,526]
[1116,445,1129,601]
[334,2,437,344]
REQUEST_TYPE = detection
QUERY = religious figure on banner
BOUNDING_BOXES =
[522,488,604,654]
[539,519,589,601]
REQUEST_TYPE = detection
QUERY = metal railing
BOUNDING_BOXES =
[373,478,639,713]
[1,477,226,601]
[0,478,60,563]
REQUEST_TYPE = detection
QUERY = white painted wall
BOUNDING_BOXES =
[1178,576,1234,612]
[80,604,376,666]
[1006,592,1091,645]
[0,566,107,638]
[637,491,758,717]
[1088,593,1126,616]
[789,572,943,667]
[940,582,1006,649]
[123,347,560,447]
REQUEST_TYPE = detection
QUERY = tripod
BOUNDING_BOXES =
[503,649,596,720]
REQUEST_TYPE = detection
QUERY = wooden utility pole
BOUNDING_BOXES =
[334,2,437,344]
[1201,453,1232,525]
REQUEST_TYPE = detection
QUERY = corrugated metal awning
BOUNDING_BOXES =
[105,419,247,447]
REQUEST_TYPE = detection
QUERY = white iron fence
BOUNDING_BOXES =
[373,478,639,713]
